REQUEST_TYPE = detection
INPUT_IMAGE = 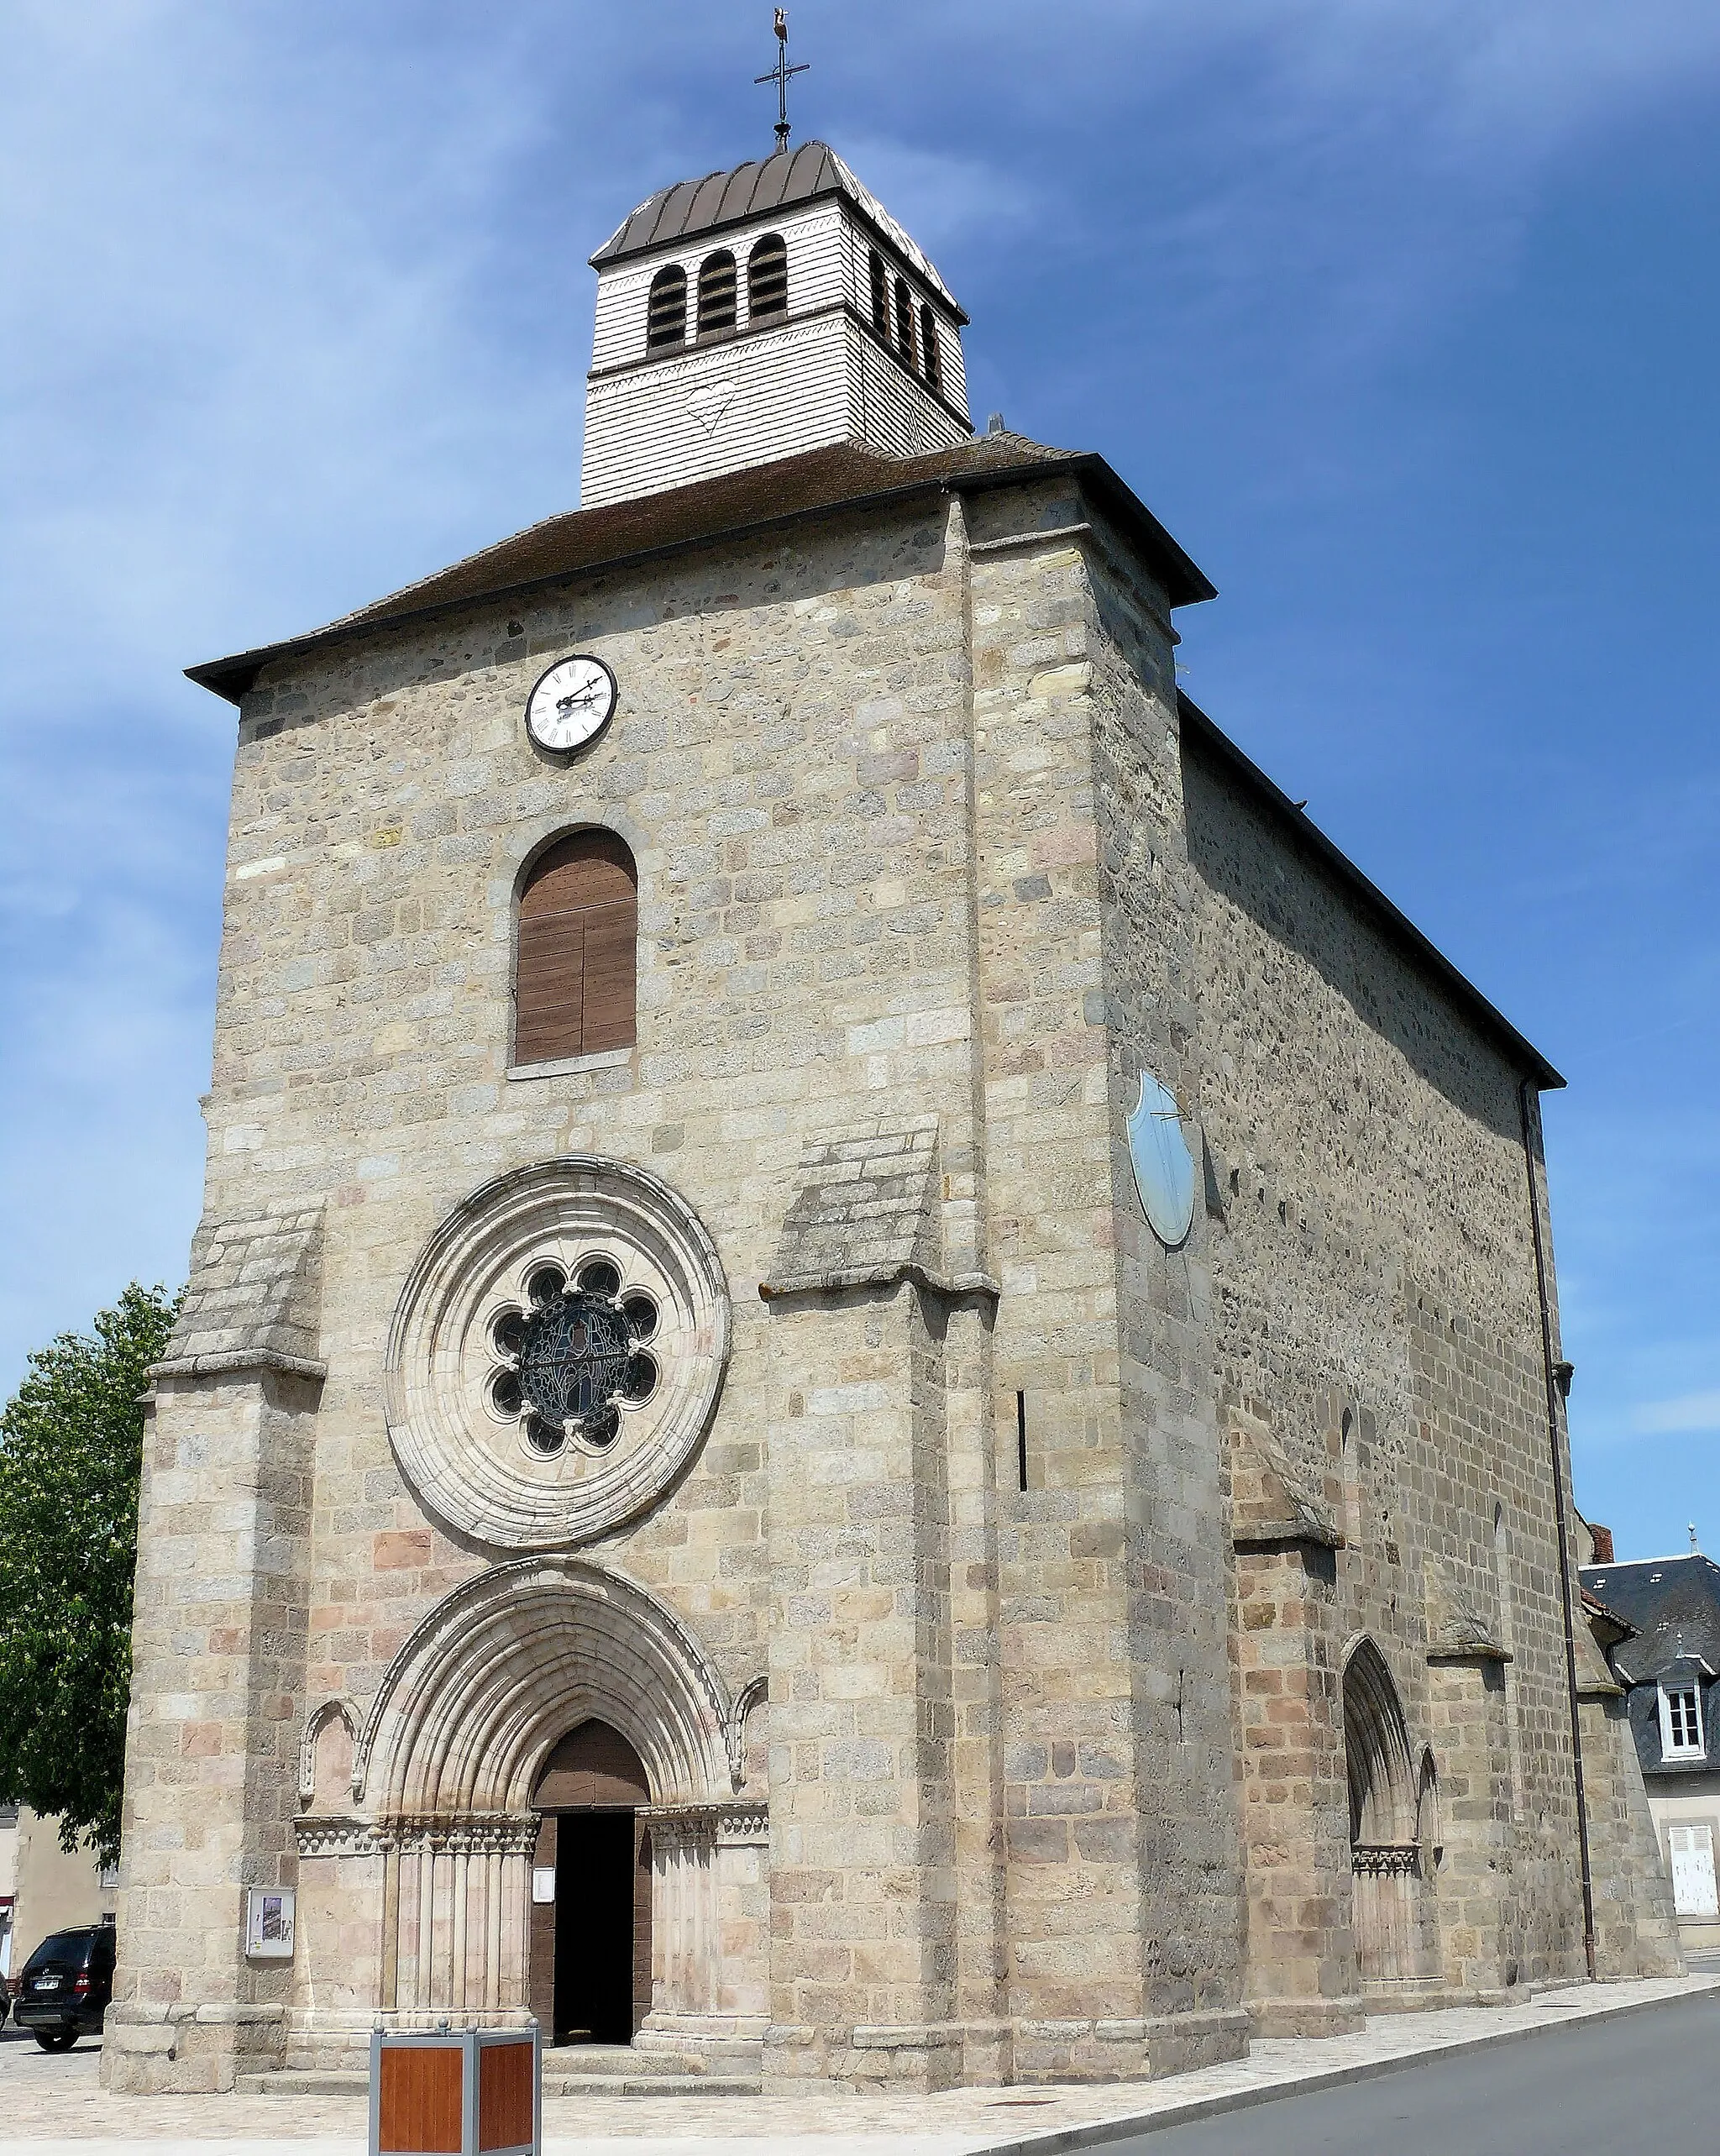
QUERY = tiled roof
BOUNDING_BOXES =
[185,433,1215,706]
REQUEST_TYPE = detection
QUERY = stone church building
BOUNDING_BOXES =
[105,139,1678,2096]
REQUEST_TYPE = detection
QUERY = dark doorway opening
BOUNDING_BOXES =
[528,1719,653,2046]
[553,1812,635,2043]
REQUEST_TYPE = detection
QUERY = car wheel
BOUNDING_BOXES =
[34,2030,76,2052]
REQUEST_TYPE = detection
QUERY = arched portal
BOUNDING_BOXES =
[354,1557,733,2024]
[1344,1639,1424,1984]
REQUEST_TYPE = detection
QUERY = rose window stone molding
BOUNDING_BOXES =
[384,1158,730,1550]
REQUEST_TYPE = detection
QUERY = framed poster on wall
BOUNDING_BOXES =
[245,1886,296,1959]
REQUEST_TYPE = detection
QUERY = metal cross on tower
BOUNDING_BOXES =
[755,10,809,154]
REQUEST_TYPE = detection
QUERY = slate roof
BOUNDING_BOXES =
[1581,1555,1720,1776]
[185,434,1214,706]
[590,139,965,318]
[1581,1555,1720,1685]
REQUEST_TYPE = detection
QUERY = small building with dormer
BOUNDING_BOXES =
[1581,1546,1720,1950]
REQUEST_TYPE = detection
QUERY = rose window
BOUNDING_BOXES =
[485,1255,661,1458]
[384,1158,730,1550]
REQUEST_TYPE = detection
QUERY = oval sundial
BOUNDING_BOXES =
[1126,1069,1197,1250]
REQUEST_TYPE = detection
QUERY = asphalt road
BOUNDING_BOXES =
[1102,1992,1720,2156]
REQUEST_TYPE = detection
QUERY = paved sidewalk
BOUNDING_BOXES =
[4,1972,1716,2155]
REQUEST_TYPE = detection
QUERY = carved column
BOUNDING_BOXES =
[638,1802,769,2054]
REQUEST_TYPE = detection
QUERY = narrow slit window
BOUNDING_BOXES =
[747,233,789,322]
[697,250,737,340]
[646,265,687,351]
[1016,1391,1028,1492]
[515,830,638,1067]
[894,275,916,370]
[920,304,941,390]
[868,250,889,336]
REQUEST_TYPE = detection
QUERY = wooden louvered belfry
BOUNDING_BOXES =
[515,830,637,1066]
[747,233,789,320]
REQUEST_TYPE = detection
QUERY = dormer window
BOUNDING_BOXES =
[747,233,789,322]
[868,250,888,337]
[920,305,941,391]
[646,265,687,352]
[894,275,916,370]
[697,250,737,341]
[1660,1681,1705,1760]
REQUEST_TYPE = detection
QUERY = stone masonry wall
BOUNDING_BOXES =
[1182,734,1596,1998]
[963,485,1246,2078]
[111,497,992,2088]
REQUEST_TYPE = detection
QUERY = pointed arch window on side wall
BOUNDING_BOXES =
[515,830,637,1066]
[697,250,737,340]
[747,233,788,322]
[920,304,941,391]
[868,250,889,337]
[894,275,916,370]
[646,265,687,351]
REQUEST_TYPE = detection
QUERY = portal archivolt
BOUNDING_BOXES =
[349,1556,742,2025]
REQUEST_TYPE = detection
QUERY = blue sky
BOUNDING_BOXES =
[3,2,1717,1559]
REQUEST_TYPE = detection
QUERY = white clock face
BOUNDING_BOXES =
[525,654,617,754]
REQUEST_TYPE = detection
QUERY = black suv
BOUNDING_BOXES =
[13,1923,114,2050]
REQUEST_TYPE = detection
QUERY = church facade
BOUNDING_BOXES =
[104,141,1678,2098]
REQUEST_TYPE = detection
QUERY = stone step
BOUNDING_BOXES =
[543,2072,759,2097]
[236,2070,369,2096]
[236,2054,761,2101]
[545,2042,705,2077]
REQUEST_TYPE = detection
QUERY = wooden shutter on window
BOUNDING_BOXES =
[516,830,637,1065]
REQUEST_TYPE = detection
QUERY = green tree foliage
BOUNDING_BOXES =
[0,1283,181,1865]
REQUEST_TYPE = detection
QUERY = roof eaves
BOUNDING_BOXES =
[186,443,1214,711]
[186,452,1033,705]
[588,174,847,270]
[1177,690,1565,1090]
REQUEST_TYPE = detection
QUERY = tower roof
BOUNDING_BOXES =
[591,139,966,321]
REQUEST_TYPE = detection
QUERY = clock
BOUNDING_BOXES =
[525,653,617,754]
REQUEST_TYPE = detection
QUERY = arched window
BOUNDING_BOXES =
[747,233,788,321]
[646,265,687,351]
[515,830,637,1066]
[894,275,916,370]
[697,249,737,340]
[920,303,941,390]
[868,250,889,336]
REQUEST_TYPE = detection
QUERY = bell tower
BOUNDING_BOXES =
[579,139,972,509]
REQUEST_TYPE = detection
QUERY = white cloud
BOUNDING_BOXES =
[1632,1392,1720,1437]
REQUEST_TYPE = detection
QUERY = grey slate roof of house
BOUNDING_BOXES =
[1580,1553,1720,1776]
[1581,1555,1720,1682]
